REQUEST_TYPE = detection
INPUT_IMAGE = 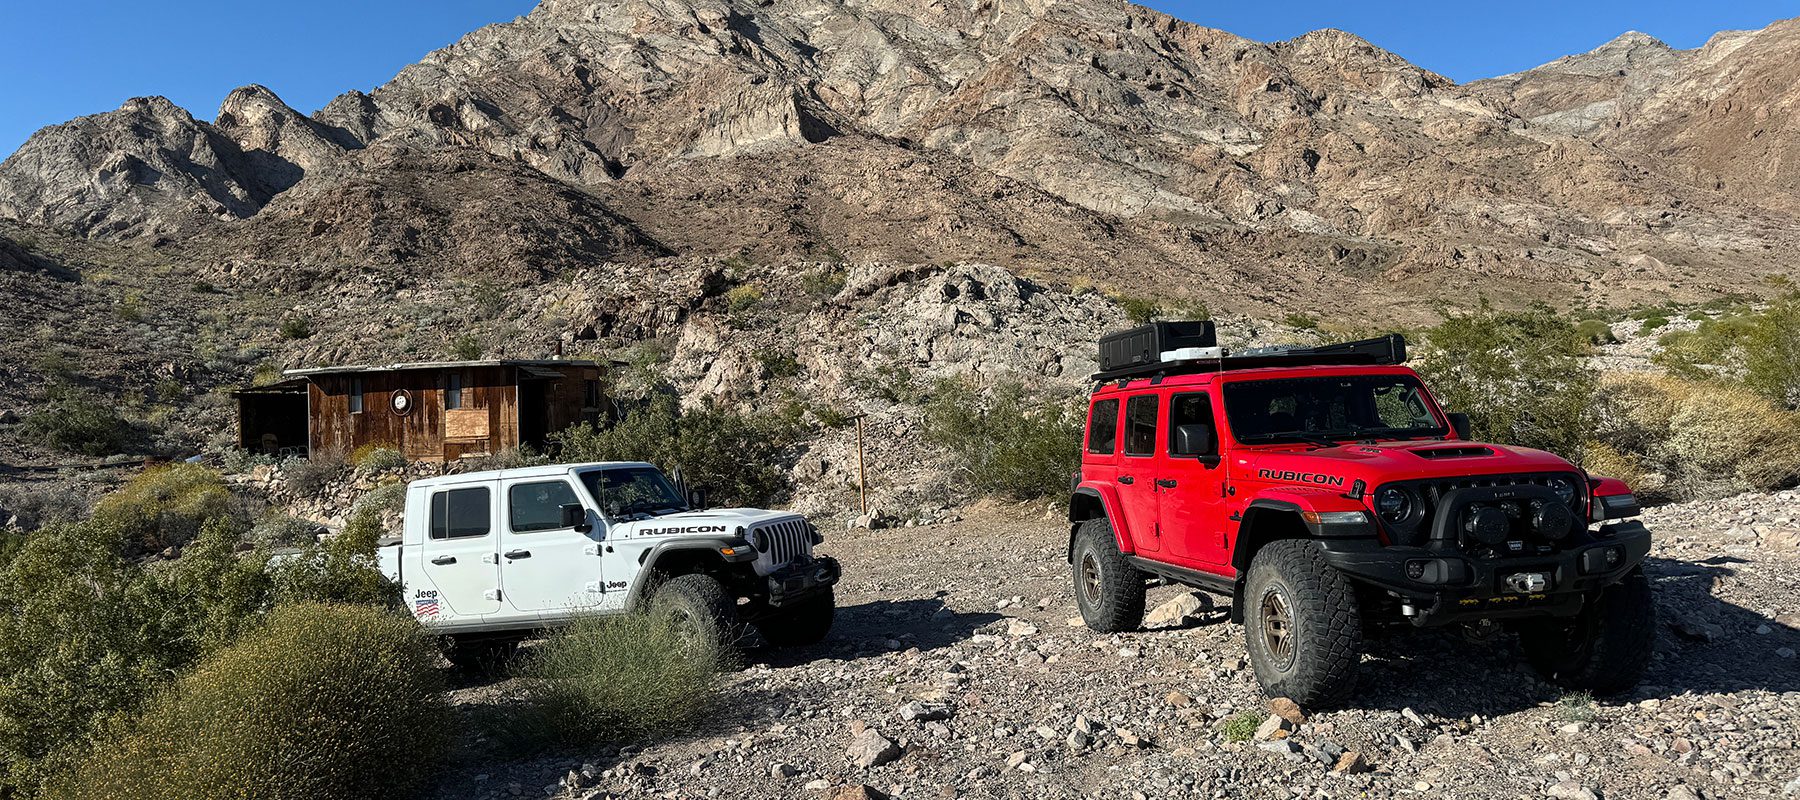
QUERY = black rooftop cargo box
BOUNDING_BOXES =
[1097,320,1217,373]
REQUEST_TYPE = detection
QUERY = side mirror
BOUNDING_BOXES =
[687,486,708,511]
[1447,412,1472,441]
[560,503,592,533]
[1172,423,1220,465]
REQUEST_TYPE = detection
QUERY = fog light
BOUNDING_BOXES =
[1605,547,1621,566]
[1405,560,1426,580]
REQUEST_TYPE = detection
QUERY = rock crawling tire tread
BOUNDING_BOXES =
[1243,538,1362,708]
[651,572,739,657]
[1072,518,1145,633]
[1519,566,1656,695]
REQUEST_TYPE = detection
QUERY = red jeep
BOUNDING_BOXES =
[1068,322,1654,706]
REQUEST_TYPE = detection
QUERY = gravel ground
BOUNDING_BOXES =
[434,493,1800,800]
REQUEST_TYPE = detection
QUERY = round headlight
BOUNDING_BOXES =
[1547,478,1576,505]
[1376,487,1411,520]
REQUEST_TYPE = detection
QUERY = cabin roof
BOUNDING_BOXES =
[281,359,600,378]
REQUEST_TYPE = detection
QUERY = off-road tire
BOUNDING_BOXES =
[1518,567,1656,695]
[1071,517,1146,633]
[442,635,520,676]
[650,573,739,663]
[755,587,836,647]
[1243,539,1362,708]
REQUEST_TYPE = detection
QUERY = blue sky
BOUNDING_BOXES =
[1,0,1796,158]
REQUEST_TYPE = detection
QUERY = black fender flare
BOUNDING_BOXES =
[624,537,756,611]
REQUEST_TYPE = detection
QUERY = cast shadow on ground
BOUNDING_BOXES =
[747,597,1004,669]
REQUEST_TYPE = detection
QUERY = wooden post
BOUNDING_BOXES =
[856,415,868,516]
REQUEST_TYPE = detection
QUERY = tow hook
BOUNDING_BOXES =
[1503,572,1549,594]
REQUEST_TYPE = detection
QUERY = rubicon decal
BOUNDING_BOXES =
[1257,469,1347,488]
[641,525,728,535]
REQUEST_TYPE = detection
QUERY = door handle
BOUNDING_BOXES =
[504,549,532,559]
[430,555,456,565]
[1118,475,1135,485]
[1156,478,1178,488]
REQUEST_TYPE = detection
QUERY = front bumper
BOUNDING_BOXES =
[1316,520,1652,626]
[766,555,841,607]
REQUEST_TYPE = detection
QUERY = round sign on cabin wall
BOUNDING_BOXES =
[390,389,413,416]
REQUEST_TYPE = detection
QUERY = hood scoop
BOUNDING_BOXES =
[1411,445,1495,459]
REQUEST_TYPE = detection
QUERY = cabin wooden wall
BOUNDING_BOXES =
[306,367,520,461]
[539,365,607,434]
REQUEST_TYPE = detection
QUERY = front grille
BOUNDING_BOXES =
[1379,472,1585,549]
[750,518,812,570]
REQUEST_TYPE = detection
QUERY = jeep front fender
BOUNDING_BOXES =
[1068,483,1134,560]
[624,537,756,611]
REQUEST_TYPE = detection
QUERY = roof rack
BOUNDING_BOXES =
[1090,329,1408,383]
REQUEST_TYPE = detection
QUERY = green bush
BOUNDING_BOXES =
[1283,312,1320,331]
[1575,319,1619,346]
[281,453,344,496]
[800,267,847,297]
[923,378,1082,500]
[491,613,718,752]
[0,481,95,533]
[1742,294,1800,408]
[52,603,450,800]
[268,503,402,609]
[1637,315,1669,336]
[758,350,802,379]
[90,464,236,554]
[1416,307,1596,461]
[552,394,801,507]
[23,387,133,456]
[448,332,483,361]
[725,284,763,314]
[247,514,322,548]
[1112,295,1162,324]
[276,316,312,340]
[350,444,406,471]
[1222,710,1261,743]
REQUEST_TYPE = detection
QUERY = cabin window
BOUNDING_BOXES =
[1086,399,1120,455]
[445,373,463,410]
[509,481,581,533]
[348,378,364,414]
[430,487,491,540]
[1124,394,1159,457]
[584,379,601,409]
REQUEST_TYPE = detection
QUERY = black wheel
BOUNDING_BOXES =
[1518,567,1656,695]
[649,573,739,662]
[1242,539,1362,707]
[1071,517,1146,633]
[754,587,835,647]
[442,635,520,675]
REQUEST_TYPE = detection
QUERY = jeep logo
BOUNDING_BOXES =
[641,525,728,535]
[1257,468,1347,488]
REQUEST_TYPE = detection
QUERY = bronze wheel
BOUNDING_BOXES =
[1080,552,1103,604]
[1260,587,1297,670]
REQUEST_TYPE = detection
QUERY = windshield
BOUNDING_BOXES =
[1223,374,1447,445]
[579,466,688,519]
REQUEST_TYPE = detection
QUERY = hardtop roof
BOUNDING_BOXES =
[407,461,657,488]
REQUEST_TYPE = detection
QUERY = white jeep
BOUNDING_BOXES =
[377,461,839,667]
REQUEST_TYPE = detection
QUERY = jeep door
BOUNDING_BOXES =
[498,476,608,616]
[1157,391,1232,567]
[1116,393,1163,553]
[419,480,502,617]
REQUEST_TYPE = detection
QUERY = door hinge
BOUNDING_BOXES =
[483,589,501,601]
[584,581,602,593]
[582,544,600,556]
[482,553,497,564]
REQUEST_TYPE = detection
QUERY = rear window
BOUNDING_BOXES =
[1124,394,1159,457]
[430,487,490,540]
[1087,398,1120,454]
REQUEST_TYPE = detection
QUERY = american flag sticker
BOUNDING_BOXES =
[414,596,440,620]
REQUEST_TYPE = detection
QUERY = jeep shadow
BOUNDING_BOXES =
[1343,555,1800,717]
[745,597,1003,668]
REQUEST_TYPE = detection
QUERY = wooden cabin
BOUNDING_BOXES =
[234,360,607,461]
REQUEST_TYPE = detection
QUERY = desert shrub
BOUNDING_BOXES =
[552,394,801,507]
[23,387,133,456]
[281,452,344,496]
[90,463,236,554]
[1416,307,1596,461]
[1592,373,1800,500]
[923,378,1083,500]
[492,613,718,752]
[725,284,764,314]
[758,350,802,379]
[0,480,96,532]
[247,514,322,549]
[52,603,449,800]
[1222,710,1261,743]
[1742,294,1800,408]
[448,332,483,360]
[350,444,406,471]
[851,363,923,404]
[1652,313,1756,378]
[1575,319,1619,345]
[268,502,402,609]
[1637,315,1669,336]
[1112,294,1162,324]
[355,481,407,517]
[1283,312,1320,331]
[801,267,847,297]
[458,445,549,472]
[276,316,312,340]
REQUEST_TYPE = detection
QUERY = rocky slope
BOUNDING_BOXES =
[432,492,1800,799]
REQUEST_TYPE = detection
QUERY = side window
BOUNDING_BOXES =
[1168,392,1212,451]
[445,373,463,410]
[429,487,490,540]
[1086,398,1120,454]
[348,377,364,414]
[508,481,581,533]
[1123,394,1159,457]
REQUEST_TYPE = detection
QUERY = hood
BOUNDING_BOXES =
[1237,440,1578,490]
[614,507,801,539]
